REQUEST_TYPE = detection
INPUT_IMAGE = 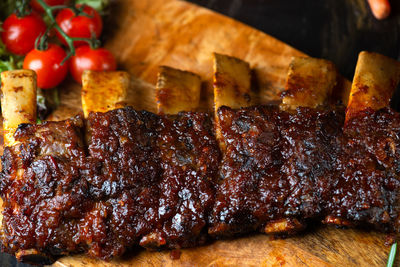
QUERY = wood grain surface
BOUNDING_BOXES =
[3,0,395,266]
[49,0,311,121]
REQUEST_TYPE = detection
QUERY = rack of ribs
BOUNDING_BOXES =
[0,52,400,263]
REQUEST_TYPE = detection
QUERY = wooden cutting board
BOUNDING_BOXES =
[23,0,391,266]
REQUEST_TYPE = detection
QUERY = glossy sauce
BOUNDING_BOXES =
[0,106,399,261]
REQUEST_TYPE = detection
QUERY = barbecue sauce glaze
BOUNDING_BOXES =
[1,106,399,260]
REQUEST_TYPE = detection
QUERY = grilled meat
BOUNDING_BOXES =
[209,105,344,236]
[1,107,220,260]
[1,105,399,261]
[0,116,88,258]
[210,105,400,237]
[83,107,161,259]
[329,108,400,231]
[140,111,220,249]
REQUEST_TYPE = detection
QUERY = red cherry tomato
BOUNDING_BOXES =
[1,13,47,55]
[23,44,69,89]
[70,46,117,84]
[30,0,70,13]
[56,5,103,47]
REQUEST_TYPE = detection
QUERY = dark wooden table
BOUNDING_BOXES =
[2,0,399,266]
[190,0,400,80]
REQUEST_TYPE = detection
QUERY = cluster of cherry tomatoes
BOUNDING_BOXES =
[1,0,116,89]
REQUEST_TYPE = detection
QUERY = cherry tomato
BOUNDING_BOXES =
[30,0,70,13]
[1,13,47,55]
[56,5,103,47]
[23,44,69,89]
[70,46,117,84]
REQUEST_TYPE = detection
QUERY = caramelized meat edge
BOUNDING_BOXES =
[1,106,399,261]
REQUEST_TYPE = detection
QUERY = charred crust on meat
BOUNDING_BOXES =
[1,105,400,261]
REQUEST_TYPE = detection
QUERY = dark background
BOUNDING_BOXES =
[2,0,400,266]
[190,0,400,80]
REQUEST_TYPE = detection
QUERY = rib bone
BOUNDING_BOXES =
[346,51,400,123]
[1,70,37,146]
[0,70,40,260]
[266,56,339,234]
[280,57,338,110]
[1,52,400,262]
[156,66,201,114]
[213,53,253,151]
[81,70,129,117]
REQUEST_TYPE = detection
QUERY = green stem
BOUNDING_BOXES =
[36,0,75,64]
[35,22,53,51]
[47,5,70,10]
[387,242,397,267]
[15,0,30,17]
[34,0,98,65]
